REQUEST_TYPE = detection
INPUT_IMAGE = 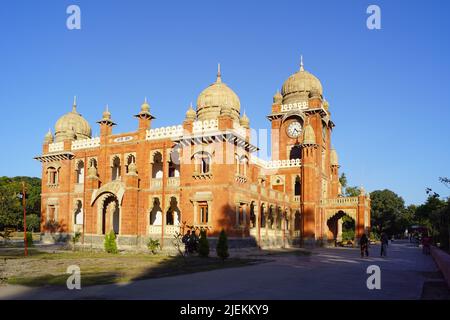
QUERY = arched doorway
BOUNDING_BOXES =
[327,210,355,245]
[100,194,120,235]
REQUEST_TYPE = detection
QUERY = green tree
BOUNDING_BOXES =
[345,186,361,197]
[0,177,41,230]
[370,189,405,236]
[198,229,210,257]
[216,229,229,261]
[26,214,40,232]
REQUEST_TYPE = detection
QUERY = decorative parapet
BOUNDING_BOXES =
[146,125,183,141]
[193,119,219,133]
[48,142,64,153]
[72,137,100,151]
[167,177,180,188]
[251,156,301,170]
[321,197,359,206]
[150,179,162,190]
[148,225,180,235]
[281,101,308,112]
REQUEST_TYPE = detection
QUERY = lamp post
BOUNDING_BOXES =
[22,181,28,257]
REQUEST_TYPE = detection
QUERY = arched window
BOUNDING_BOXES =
[194,152,211,174]
[74,200,83,225]
[152,152,163,179]
[168,151,180,178]
[235,155,240,175]
[89,158,98,169]
[150,198,162,225]
[294,176,301,196]
[112,156,121,181]
[290,145,302,160]
[76,161,85,184]
[126,155,136,174]
[47,167,58,185]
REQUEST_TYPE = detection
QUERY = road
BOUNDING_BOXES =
[0,240,439,300]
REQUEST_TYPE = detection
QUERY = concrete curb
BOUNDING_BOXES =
[430,246,450,288]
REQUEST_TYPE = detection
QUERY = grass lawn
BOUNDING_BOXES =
[0,248,260,288]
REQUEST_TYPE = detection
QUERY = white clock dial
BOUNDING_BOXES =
[287,121,302,138]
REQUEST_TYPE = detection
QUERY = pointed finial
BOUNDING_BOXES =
[216,63,222,83]
[190,101,193,109]
[300,55,304,71]
[105,104,109,112]
[144,97,147,104]
[72,96,77,112]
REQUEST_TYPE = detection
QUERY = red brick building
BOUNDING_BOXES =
[35,60,370,248]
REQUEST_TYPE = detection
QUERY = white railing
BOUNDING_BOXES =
[151,179,162,190]
[167,177,180,187]
[293,195,300,202]
[146,125,183,141]
[148,225,180,235]
[322,197,359,206]
[193,119,219,133]
[281,101,308,112]
[48,142,64,153]
[266,159,301,169]
[251,157,301,170]
[71,137,100,151]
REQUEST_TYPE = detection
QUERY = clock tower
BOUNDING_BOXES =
[267,57,334,244]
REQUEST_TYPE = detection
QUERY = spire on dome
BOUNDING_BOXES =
[300,55,304,71]
[72,96,78,113]
[216,63,222,83]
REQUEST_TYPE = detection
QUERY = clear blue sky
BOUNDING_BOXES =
[1,0,449,205]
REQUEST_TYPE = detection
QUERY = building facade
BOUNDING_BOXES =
[35,60,371,248]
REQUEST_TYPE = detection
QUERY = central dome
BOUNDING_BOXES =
[281,58,323,102]
[55,99,92,142]
[196,65,241,122]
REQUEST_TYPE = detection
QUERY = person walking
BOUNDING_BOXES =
[182,230,191,255]
[380,232,389,257]
[359,233,369,258]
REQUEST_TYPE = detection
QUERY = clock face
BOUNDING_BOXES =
[287,121,302,138]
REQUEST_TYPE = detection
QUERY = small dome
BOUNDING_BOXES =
[240,112,250,128]
[273,90,282,104]
[197,64,241,122]
[140,98,150,113]
[330,149,339,166]
[281,58,323,101]
[102,105,112,120]
[303,124,316,145]
[185,103,196,120]
[55,99,92,142]
[44,129,53,143]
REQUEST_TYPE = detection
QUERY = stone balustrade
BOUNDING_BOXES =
[48,142,64,153]
[192,119,218,133]
[146,125,183,141]
[167,177,180,187]
[251,157,301,169]
[150,179,162,190]
[71,137,100,151]
[322,197,359,206]
[148,224,180,235]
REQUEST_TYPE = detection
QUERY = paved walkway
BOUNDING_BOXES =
[0,240,439,300]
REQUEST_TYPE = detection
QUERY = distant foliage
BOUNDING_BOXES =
[26,214,40,232]
[104,231,118,254]
[198,229,210,258]
[216,229,229,261]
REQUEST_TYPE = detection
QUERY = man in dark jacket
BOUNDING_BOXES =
[360,233,369,258]
[380,232,389,257]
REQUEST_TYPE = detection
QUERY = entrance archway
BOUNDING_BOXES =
[326,210,355,244]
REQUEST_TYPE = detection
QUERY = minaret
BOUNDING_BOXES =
[97,104,116,142]
[300,122,319,245]
[330,149,340,197]
[134,97,155,138]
